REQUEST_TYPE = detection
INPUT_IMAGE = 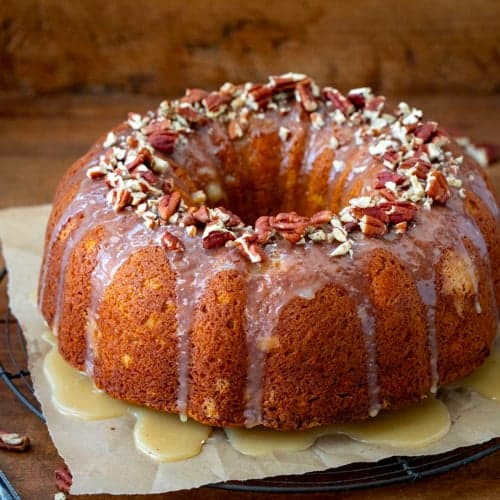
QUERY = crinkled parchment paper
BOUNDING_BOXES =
[1,204,499,495]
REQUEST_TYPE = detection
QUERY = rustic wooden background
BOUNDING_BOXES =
[1,0,500,98]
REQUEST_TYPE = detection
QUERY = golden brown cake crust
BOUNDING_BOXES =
[38,75,499,430]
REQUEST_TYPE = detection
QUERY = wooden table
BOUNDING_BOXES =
[0,94,499,499]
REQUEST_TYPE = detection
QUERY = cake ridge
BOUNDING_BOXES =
[357,300,381,417]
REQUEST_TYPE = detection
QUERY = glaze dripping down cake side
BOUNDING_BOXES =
[38,74,500,430]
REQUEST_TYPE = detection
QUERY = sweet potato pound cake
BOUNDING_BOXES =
[38,74,499,430]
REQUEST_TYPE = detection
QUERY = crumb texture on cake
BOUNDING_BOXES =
[38,75,499,430]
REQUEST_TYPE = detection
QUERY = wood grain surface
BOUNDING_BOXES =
[1,0,500,97]
[0,94,499,498]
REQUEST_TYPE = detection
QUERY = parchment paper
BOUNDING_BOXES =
[1,204,499,495]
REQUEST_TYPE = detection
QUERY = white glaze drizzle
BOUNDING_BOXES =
[83,214,227,417]
[460,248,482,314]
[344,237,386,418]
[356,301,381,417]
[243,243,329,427]
[38,173,94,313]
[460,202,499,323]
[396,220,442,394]
[402,198,493,394]
[277,106,302,180]
[467,169,499,217]
[447,207,487,316]
[243,270,283,426]
[85,219,156,374]
[416,275,439,392]
[242,238,385,426]
[454,205,497,319]
[50,184,108,334]
[170,240,235,420]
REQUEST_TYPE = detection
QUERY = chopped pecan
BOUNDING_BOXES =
[86,165,107,179]
[142,119,172,136]
[381,150,402,170]
[310,210,333,226]
[414,163,432,180]
[193,205,211,224]
[249,84,273,108]
[375,171,406,189]
[365,95,385,113]
[379,201,417,224]
[132,168,158,186]
[149,130,178,154]
[344,221,359,232]
[104,148,116,163]
[270,212,309,231]
[270,212,309,243]
[414,121,438,143]
[364,206,390,224]
[394,221,408,233]
[158,192,181,220]
[297,80,318,112]
[425,171,450,204]
[181,88,209,104]
[214,207,242,227]
[379,187,397,201]
[202,230,235,249]
[178,105,206,124]
[331,226,347,242]
[127,135,139,148]
[235,234,266,263]
[280,230,304,244]
[135,179,151,194]
[244,242,266,263]
[104,174,116,189]
[271,75,304,92]
[255,216,274,243]
[55,465,73,494]
[203,92,231,113]
[400,157,432,179]
[323,87,353,115]
[180,212,197,227]
[126,148,153,172]
[228,119,243,140]
[347,89,369,109]
[161,231,184,252]
[243,232,258,244]
[111,188,132,212]
[330,239,353,257]
[352,206,390,224]
[310,112,324,129]
[359,214,387,236]
[0,430,30,452]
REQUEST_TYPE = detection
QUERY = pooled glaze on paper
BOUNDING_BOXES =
[226,396,450,455]
[132,407,211,462]
[44,346,210,461]
[43,339,500,460]
[44,346,128,420]
[451,350,500,401]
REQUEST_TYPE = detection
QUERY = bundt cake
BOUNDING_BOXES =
[38,74,499,430]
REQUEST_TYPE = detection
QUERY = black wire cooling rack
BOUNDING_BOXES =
[1,266,499,494]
